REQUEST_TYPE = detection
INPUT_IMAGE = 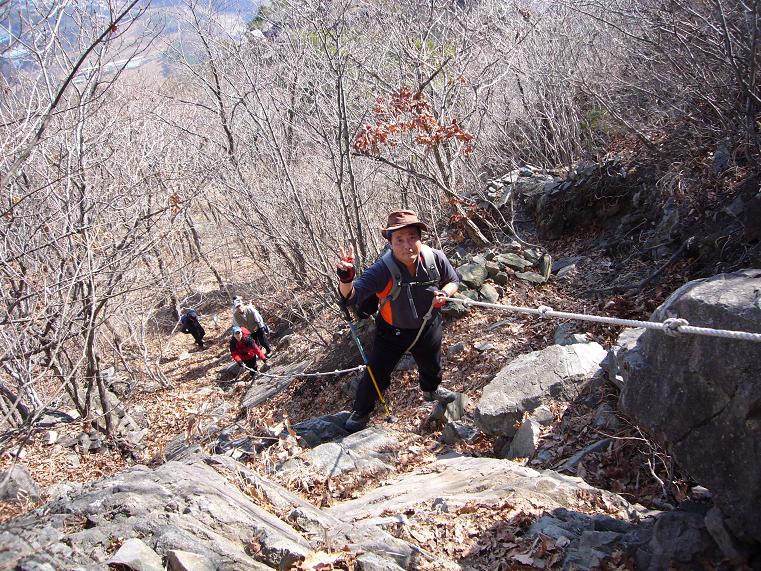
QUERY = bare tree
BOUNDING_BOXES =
[0,1,166,440]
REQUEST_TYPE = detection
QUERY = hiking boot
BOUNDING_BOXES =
[422,386,457,404]
[344,411,370,433]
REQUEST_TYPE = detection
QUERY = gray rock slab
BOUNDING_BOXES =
[292,411,351,447]
[207,455,338,526]
[0,459,304,570]
[447,341,466,356]
[0,464,41,501]
[602,328,645,389]
[619,269,761,542]
[441,421,477,445]
[167,550,216,571]
[523,248,541,263]
[554,322,590,346]
[218,362,242,382]
[636,510,722,570]
[506,419,541,459]
[36,410,77,428]
[473,341,495,352]
[338,522,446,569]
[495,252,532,271]
[340,426,398,451]
[484,260,500,277]
[440,294,470,317]
[108,538,164,571]
[241,360,311,409]
[530,508,653,571]
[493,271,509,285]
[356,552,406,571]
[555,264,576,279]
[530,404,555,426]
[515,271,547,284]
[444,392,470,422]
[207,456,432,569]
[478,283,500,303]
[161,435,204,463]
[457,262,488,288]
[552,256,583,274]
[326,454,632,524]
[307,442,393,478]
[302,427,400,478]
[476,342,606,437]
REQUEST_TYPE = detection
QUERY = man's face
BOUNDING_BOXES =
[234,331,242,341]
[389,226,422,267]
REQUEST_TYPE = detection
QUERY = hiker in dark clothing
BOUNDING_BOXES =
[336,210,460,432]
[179,308,205,348]
[229,325,266,375]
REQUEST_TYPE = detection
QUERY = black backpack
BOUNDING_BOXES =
[181,308,199,324]
[356,245,440,319]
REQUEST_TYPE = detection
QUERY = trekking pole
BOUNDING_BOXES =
[341,307,394,422]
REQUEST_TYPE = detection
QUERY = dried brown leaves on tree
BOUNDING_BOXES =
[353,87,474,157]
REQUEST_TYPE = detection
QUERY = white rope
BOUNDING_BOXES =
[231,297,759,383]
[444,297,761,343]
[241,364,366,380]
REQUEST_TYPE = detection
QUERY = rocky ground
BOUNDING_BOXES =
[0,245,695,567]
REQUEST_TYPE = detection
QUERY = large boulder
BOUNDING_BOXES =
[619,269,761,542]
[475,343,606,437]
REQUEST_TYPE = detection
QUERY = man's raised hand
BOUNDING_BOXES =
[336,245,356,283]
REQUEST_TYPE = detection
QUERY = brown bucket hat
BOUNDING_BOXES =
[381,209,429,239]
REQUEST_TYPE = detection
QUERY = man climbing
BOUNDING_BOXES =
[229,325,266,377]
[336,209,460,433]
[232,297,272,356]
[179,308,205,349]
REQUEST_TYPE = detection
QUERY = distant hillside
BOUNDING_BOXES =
[1,0,264,78]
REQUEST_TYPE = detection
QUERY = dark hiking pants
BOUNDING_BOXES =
[353,314,443,417]
[182,322,205,346]
[253,328,271,353]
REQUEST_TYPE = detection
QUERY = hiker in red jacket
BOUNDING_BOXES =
[229,325,266,375]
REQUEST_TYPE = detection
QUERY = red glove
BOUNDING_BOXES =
[337,264,355,283]
[336,246,355,283]
[432,290,447,309]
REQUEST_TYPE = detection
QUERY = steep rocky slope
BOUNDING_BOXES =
[2,157,760,569]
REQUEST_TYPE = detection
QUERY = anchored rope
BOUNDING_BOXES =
[242,364,366,380]
[231,297,758,382]
[444,297,761,343]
